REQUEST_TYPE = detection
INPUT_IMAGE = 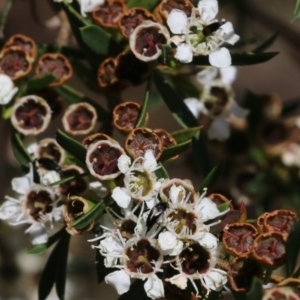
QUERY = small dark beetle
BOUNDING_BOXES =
[146,201,169,233]
[203,20,227,36]
[34,157,62,174]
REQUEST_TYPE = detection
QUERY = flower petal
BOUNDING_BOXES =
[198,0,219,22]
[196,67,218,85]
[195,197,221,221]
[143,150,157,172]
[207,118,230,141]
[105,270,131,295]
[220,22,240,45]
[175,43,193,63]
[167,9,188,34]
[184,98,203,118]
[203,268,227,291]
[144,276,165,299]
[118,154,131,174]
[219,66,237,85]
[11,172,32,195]
[0,74,18,105]
[111,187,131,208]
[230,100,249,118]
[78,0,105,17]
[29,225,48,245]
[209,47,231,68]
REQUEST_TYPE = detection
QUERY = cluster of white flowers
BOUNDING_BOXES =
[167,0,239,67]
[185,66,248,141]
[89,150,229,299]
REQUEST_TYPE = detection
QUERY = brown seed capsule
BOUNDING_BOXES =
[153,128,178,160]
[125,127,162,160]
[86,140,125,180]
[0,46,32,80]
[58,165,87,197]
[222,223,258,257]
[63,195,95,235]
[256,212,269,233]
[113,101,148,134]
[156,0,194,21]
[34,138,66,165]
[36,53,72,87]
[115,50,150,86]
[92,0,126,28]
[263,210,297,239]
[62,102,98,135]
[97,57,127,91]
[4,34,36,62]
[119,8,157,39]
[263,286,300,300]
[11,95,52,136]
[228,257,263,292]
[129,21,170,62]
[252,232,286,267]
[82,132,112,148]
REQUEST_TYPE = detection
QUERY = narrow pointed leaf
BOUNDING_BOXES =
[217,201,231,212]
[293,0,300,21]
[247,278,263,300]
[11,131,32,168]
[27,74,56,91]
[159,139,192,162]
[50,171,89,187]
[71,200,105,229]
[191,52,278,66]
[253,33,278,52]
[197,160,226,192]
[55,84,109,122]
[118,279,150,300]
[55,233,71,300]
[171,126,201,143]
[38,231,70,300]
[27,227,65,254]
[155,162,169,179]
[126,0,160,11]
[56,129,87,164]
[153,70,198,128]
[80,25,121,56]
[286,218,300,276]
[136,74,152,128]
[95,251,117,284]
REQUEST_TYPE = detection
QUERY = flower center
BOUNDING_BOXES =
[127,170,152,198]
[119,219,137,240]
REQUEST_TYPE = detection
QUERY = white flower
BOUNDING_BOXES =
[174,43,194,63]
[77,0,105,17]
[0,74,18,105]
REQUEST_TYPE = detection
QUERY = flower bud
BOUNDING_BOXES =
[11,95,52,136]
[62,102,98,135]
[36,53,72,87]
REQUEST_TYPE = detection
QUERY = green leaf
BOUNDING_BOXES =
[50,171,89,187]
[118,279,150,300]
[247,278,263,300]
[71,200,105,229]
[136,74,152,128]
[171,126,201,143]
[56,129,87,164]
[2,104,13,119]
[37,44,85,59]
[191,52,279,66]
[286,218,300,276]
[253,33,278,52]
[27,74,56,92]
[126,0,160,11]
[27,227,65,254]
[80,25,121,56]
[155,162,169,179]
[217,201,231,212]
[95,250,117,284]
[38,231,70,300]
[197,160,226,192]
[293,0,300,21]
[153,70,198,128]
[159,139,192,162]
[11,131,32,168]
[55,84,109,122]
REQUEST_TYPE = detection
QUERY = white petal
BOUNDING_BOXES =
[158,231,177,250]
[175,43,193,63]
[184,98,203,118]
[209,48,231,68]
[167,10,188,34]
[0,74,18,105]
[39,171,61,185]
[197,232,218,251]
[105,270,131,295]
[78,0,105,16]
[0,198,22,221]
[29,226,48,245]
[144,276,165,299]
[143,150,157,172]
[11,172,32,195]
[100,235,124,254]
[89,181,108,198]
[23,136,38,155]
[111,187,131,208]
[207,118,230,141]
[118,154,131,174]
[198,0,219,22]
[203,269,227,291]
[220,22,240,45]
[145,197,158,209]
[219,66,237,85]
[196,67,218,85]
[230,101,249,118]
[195,197,221,221]
[168,275,188,290]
